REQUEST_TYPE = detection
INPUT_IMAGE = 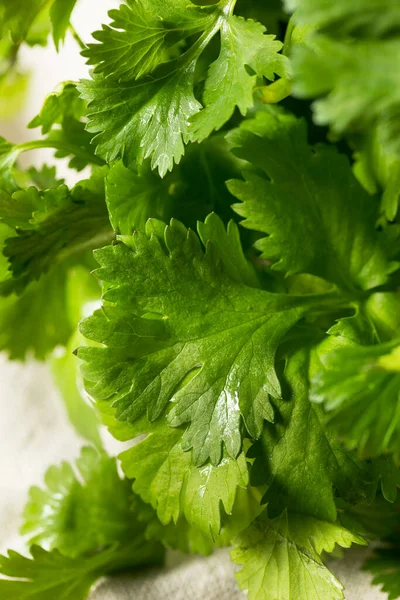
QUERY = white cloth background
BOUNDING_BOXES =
[0,1,388,598]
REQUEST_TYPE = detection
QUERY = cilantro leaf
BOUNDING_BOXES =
[21,447,157,556]
[28,165,64,191]
[82,0,212,81]
[0,169,110,359]
[0,0,48,43]
[120,416,249,536]
[285,0,400,38]
[0,136,22,194]
[197,212,260,288]
[0,0,79,48]
[50,0,78,51]
[291,34,400,156]
[78,216,326,465]
[227,109,397,291]
[105,161,173,235]
[250,349,369,523]
[0,543,161,600]
[353,124,400,222]
[0,447,164,599]
[232,509,365,600]
[51,267,102,449]
[105,134,244,235]
[190,15,288,141]
[0,168,111,293]
[0,264,75,360]
[29,83,99,171]
[80,1,286,176]
[80,63,203,178]
[311,339,400,460]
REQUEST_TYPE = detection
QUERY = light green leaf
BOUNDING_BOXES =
[51,266,102,448]
[232,510,365,600]
[285,0,400,38]
[120,416,249,536]
[310,339,400,460]
[0,265,74,360]
[28,165,64,191]
[0,542,162,600]
[353,124,400,222]
[291,36,400,156]
[0,0,48,42]
[29,82,98,171]
[21,447,157,557]
[0,136,21,194]
[50,0,78,50]
[0,168,111,293]
[190,15,287,141]
[227,109,397,292]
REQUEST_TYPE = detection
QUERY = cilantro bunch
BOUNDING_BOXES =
[0,1,399,599]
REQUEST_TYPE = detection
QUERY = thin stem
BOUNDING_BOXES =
[69,24,86,51]
[282,15,296,57]
[17,139,105,167]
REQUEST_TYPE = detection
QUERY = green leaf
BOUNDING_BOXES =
[197,213,260,287]
[51,266,102,448]
[52,329,102,449]
[340,495,400,540]
[0,168,111,293]
[365,543,400,600]
[250,349,370,523]
[310,339,400,460]
[353,125,400,222]
[28,165,64,190]
[0,170,110,360]
[0,542,162,600]
[21,447,158,556]
[79,1,286,176]
[50,0,78,50]
[232,509,365,600]
[0,265,74,360]
[120,416,249,536]
[6,447,164,598]
[0,0,79,47]
[29,82,97,171]
[0,136,22,194]
[105,134,246,235]
[0,0,48,42]
[78,216,327,465]
[285,0,400,38]
[190,15,288,141]
[291,36,400,156]
[80,63,203,178]
[105,161,174,235]
[227,109,397,292]
[82,0,211,81]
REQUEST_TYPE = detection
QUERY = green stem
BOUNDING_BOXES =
[69,24,86,51]
[283,15,296,57]
[17,139,105,167]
